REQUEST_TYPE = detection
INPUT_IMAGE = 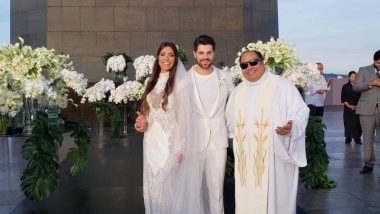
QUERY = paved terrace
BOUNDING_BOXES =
[1,106,380,214]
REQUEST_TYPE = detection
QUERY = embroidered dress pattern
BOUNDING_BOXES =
[143,74,180,214]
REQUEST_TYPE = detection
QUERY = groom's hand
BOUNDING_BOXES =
[135,111,147,132]
[275,120,292,136]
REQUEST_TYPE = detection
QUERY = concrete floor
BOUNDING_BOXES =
[1,106,380,214]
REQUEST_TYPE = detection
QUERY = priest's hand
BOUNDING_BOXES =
[135,111,147,132]
[276,120,292,136]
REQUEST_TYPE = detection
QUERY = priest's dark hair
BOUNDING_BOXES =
[239,50,264,62]
[194,34,215,52]
[140,42,178,115]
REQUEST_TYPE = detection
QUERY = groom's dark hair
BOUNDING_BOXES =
[194,35,215,52]
[374,50,380,61]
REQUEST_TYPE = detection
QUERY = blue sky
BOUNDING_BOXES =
[0,1,378,74]
[0,0,9,45]
[278,0,379,74]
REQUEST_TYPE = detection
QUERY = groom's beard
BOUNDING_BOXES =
[196,59,213,70]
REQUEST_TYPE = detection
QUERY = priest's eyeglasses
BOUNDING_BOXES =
[240,59,262,69]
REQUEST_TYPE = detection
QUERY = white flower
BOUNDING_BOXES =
[106,55,126,73]
[223,65,243,86]
[109,81,145,104]
[0,88,23,115]
[133,55,156,82]
[282,63,320,91]
[22,79,49,99]
[235,37,299,74]
[46,86,58,100]
[81,79,115,103]
[60,69,88,95]
[0,37,85,113]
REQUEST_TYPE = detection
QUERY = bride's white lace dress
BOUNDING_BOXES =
[143,73,184,214]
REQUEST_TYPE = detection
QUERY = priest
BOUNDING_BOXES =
[225,50,309,214]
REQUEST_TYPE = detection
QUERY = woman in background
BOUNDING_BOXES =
[341,71,362,144]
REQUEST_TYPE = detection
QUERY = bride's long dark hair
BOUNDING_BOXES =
[140,42,179,115]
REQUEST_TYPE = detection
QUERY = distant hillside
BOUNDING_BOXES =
[325,73,346,79]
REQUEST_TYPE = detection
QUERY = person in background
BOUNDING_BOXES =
[341,71,362,145]
[353,50,380,174]
[305,63,333,117]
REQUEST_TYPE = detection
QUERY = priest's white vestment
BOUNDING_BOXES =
[225,71,309,214]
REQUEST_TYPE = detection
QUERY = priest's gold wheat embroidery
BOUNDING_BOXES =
[253,108,269,188]
[235,109,248,187]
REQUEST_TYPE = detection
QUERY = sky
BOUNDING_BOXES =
[278,0,379,74]
[0,0,9,45]
[0,1,378,74]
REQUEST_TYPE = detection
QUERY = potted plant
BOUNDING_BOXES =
[0,37,92,200]
[102,51,133,83]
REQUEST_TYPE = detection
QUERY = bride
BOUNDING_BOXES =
[136,42,193,214]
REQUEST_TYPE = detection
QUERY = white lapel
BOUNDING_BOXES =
[191,66,210,118]
[208,66,221,118]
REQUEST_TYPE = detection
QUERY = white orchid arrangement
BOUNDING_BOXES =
[231,39,322,90]
[0,37,88,114]
[223,65,243,86]
[106,55,126,73]
[282,63,320,91]
[81,78,115,103]
[235,37,299,75]
[133,55,156,82]
[0,89,23,115]
[109,81,144,104]
[60,69,88,95]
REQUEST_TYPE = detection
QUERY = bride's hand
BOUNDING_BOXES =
[135,111,147,132]
[177,154,183,164]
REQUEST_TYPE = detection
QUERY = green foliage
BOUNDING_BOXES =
[21,113,92,201]
[178,48,187,64]
[105,103,123,138]
[101,51,133,65]
[90,101,124,138]
[21,113,63,201]
[90,100,108,117]
[299,116,336,189]
[65,120,92,176]
[0,114,12,134]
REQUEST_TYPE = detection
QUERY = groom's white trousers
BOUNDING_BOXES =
[199,139,227,214]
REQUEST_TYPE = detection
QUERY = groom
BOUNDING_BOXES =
[188,35,233,214]
[135,35,233,214]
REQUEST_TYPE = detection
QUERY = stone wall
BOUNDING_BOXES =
[243,0,278,43]
[11,0,279,82]
[11,0,47,47]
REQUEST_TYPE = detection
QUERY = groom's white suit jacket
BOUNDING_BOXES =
[189,65,233,152]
